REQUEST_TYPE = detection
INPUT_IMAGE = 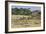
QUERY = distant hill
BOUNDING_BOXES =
[32,10,41,15]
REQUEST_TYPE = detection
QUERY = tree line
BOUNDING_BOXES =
[12,8,32,15]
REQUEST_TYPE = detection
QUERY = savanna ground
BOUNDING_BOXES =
[11,15,41,28]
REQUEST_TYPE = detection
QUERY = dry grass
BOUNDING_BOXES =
[11,15,41,28]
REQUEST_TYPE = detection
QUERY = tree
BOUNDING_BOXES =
[12,8,32,15]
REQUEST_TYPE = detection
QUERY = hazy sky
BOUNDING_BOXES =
[12,6,41,11]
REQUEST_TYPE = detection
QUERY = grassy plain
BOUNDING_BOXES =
[11,15,41,28]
